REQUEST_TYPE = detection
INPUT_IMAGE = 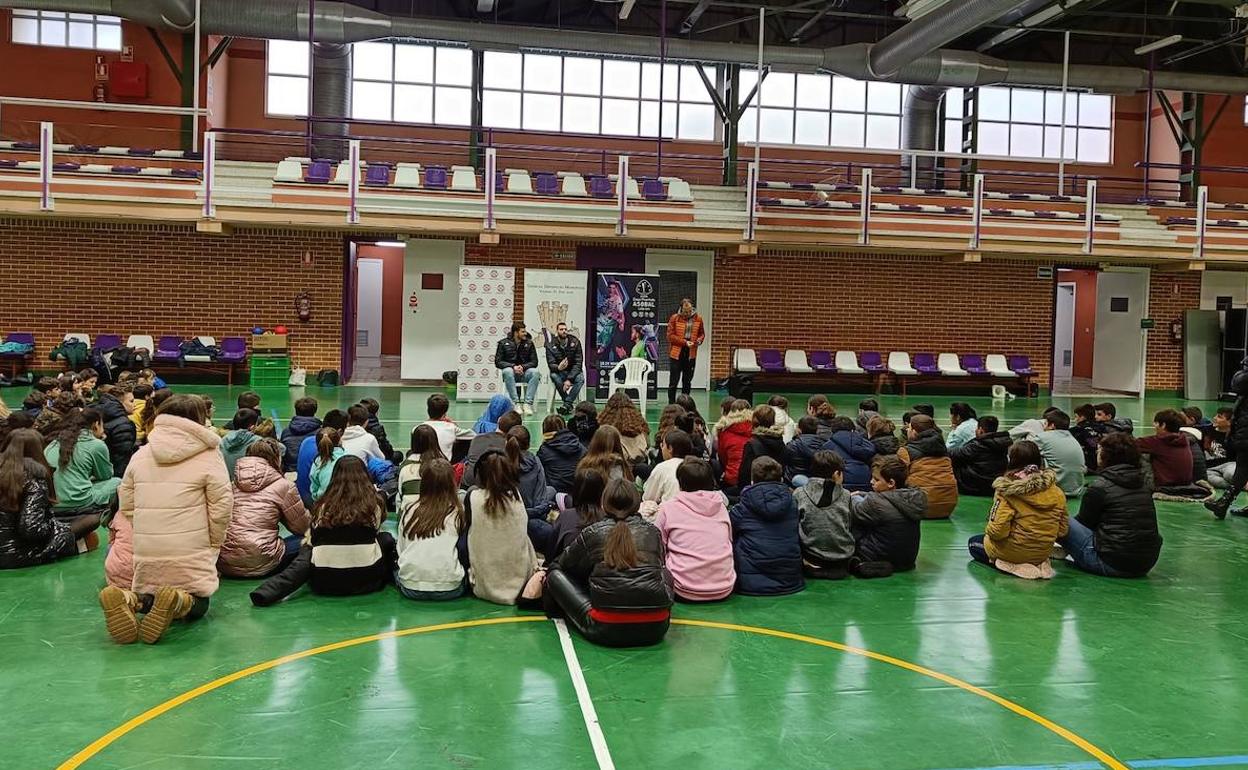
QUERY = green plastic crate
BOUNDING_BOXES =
[249,355,291,387]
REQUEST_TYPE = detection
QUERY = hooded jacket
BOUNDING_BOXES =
[949,431,1012,497]
[569,413,599,447]
[851,486,927,570]
[341,424,384,461]
[655,490,735,601]
[729,481,804,596]
[784,432,824,481]
[1136,432,1195,488]
[119,414,233,597]
[642,456,684,505]
[0,461,75,569]
[474,394,514,435]
[869,433,901,456]
[96,393,137,478]
[517,452,556,520]
[821,430,878,492]
[1075,463,1162,576]
[772,407,796,444]
[793,477,854,566]
[715,409,755,487]
[738,425,787,488]
[898,429,959,519]
[983,469,1069,565]
[218,456,309,578]
[1029,430,1087,497]
[45,431,119,512]
[219,429,259,482]
[280,415,322,473]
[537,429,587,495]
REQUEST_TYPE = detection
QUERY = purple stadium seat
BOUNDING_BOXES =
[364,164,391,186]
[129,148,156,157]
[112,165,141,174]
[183,151,203,161]
[859,351,885,373]
[961,354,989,375]
[170,168,200,179]
[154,336,183,362]
[2,332,34,350]
[589,175,613,199]
[13,141,38,151]
[809,350,836,373]
[70,144,99,153]
[791,183,815,190]
[495,171,506,193]
[305,161,332,184]
[424,166,448,190]
[94,335,122,352]
[0,159,17,168]
[53,162,80,172]
[913,353,939,375]
[220,337,247,364]
[758,349,785,373]
[535,172,559,196]
[1008,355,1035,376]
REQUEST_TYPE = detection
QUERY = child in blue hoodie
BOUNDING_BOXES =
[821,416,877,493]
[728,457,804,596]
[281,397,322,473]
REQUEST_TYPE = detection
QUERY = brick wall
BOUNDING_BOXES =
[0,218,344,371]
[1146,271,1201,391]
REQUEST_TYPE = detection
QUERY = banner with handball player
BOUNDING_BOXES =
[594,272,660,400]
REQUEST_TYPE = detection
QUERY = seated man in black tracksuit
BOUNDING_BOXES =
[948,415,1012,497]
[545,322,585,416]
[495,323,541,416]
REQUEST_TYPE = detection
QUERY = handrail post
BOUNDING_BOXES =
[1082,179,1097,254]
[744,161,758,242]
[39,121,53,212]
[1196,184,1209,260]
[859,168,872,245]
[202,130,216,219]
[616,155,629,237]
[970,172,985,250]
[484,146,497,231]
[347,139,360,225]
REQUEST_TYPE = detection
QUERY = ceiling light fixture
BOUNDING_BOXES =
[1134,34,1184,55]
[374,240,406,248]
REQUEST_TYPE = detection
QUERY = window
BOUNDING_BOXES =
[352,42,471,126]
[482,52,716,140]
[943,86,1112,163]
[265,40,309,117]
[11,9,121,50]
[737,70,902,150]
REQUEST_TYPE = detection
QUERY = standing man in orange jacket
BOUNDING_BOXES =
[666,297,705,404]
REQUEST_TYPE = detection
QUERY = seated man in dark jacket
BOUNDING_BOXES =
[948,415,1011,497]
[545,322,585,416]
[495,323,541,416]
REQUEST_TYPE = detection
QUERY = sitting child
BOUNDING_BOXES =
[359,397,397,462]
[897,414,958,518]
[968,440,1069,580]
[218,439,308,579]
[738,405,786,489]
[130,383,154,443]
[792,451,854,580]
[465,450,540,605]
[309,427,347,501]
[568,401,599,446]
[866,416,900,456]
[643,428,694,505]
[280,397,322,473]
[654,458,735,602]
[821,416,877,493]
[545,478,674,647]
[728,457,804,596]
[537,414,586,496]
[1070,403,1107,471]
[342,404,385,461]
[396,459,468,600]
[1205,407,1235,490]
[219,408,261,482]
[949,415,1012,497]
[45,408,120,522]
[1136,409,1196,492]
[768,395,797,443]
[0,428,96,569]
[222,392,261,430]
[784,416,824,487]
[548,468,607,562]
[848,456,926,577]
[506,425,556,550]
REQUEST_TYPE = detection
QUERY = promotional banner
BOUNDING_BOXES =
[456,265,515,402]
[523,269,589,381]
[594,272,660,400]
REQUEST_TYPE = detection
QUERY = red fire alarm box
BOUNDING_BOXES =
[108,61,148,98]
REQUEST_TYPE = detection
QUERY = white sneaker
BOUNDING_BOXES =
[522,404,533,416]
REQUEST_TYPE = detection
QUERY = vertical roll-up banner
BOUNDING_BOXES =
[594,272,660,400]
[456,265,515,401]
[524,269,589,381]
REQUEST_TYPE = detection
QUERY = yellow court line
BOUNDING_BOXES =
[61,615,1127,770]
[672,619,1129,770]
[57,615,546,770]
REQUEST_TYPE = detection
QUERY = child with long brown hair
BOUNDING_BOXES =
[576,425,634,482]
[545,477,674,647]
[465,450,539,605]
[598,391,651,463]
[45,407,119,522]
[396,459,468,600]
[547,467,607,562]
[0,428,97,569]
[398,423,447,513]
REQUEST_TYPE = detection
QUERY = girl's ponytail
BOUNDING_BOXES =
[600,477,639,570]
[316,427,340,465]
[504,427,525,469]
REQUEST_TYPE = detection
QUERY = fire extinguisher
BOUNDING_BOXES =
[93,84,106,103]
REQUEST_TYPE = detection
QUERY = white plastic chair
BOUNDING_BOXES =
[835,350,864,375]
[986,354,1013,377]
[450,165,478,191]
[667,179,693,202]
[561,173,588,197]
[184,336,216,363]
[734,348,761,373]
[63,333,90,348]
[330,160,353,185]
[938,353,969,376]
[887,351,917,375]
[608,358,653,415]
[784,349,812,374]
[393,163,422,189]
[126,334,155,354]
[274,159,304,183]
[506,169,534,194]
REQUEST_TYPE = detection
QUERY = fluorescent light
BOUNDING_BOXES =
[619,0,636,20]
[374,240,405,248]
[1134,34,1183,55]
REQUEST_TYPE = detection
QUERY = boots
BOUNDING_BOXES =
[139,587,195,645]
[1204,489,1237,520]
[98,586,142,644]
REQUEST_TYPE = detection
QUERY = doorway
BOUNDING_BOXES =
[1053,282,1075,384]
[344,240,406,384]
[1050,267,1149,397]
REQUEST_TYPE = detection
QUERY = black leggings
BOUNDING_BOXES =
[1230,461,1248,500]
[668,347,695,403]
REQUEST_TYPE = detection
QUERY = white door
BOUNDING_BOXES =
[401,239,464,380]
[1053,282,1075,382]
[355,258,383,359]
[1092,268,1150,394]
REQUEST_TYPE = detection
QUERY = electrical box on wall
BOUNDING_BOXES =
[108,61,148,98]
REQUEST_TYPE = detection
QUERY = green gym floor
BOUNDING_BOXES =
[4,385,1248,770]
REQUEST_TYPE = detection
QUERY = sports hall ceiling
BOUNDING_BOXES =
[341,0,1248,75]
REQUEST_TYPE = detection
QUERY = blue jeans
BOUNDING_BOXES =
[967,534,992,565]
[1058,516,1126,577]
[501,367,542,405]
[550,370,584,406]
[395,572,467,601]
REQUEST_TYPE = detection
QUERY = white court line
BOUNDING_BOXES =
[554,619,616,770]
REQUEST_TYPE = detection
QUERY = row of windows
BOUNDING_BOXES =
[11,9,121,51]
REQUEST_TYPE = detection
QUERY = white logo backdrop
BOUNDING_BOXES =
[457,266,515,402]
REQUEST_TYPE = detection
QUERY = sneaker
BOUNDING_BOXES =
[557,404,572,416]
[99,586,140,644]
[853,560,894,579]
[1049,544,1068,561]
[139,586,195,645]
[79,530,100,553]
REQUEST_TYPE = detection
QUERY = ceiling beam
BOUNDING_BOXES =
[679,0,713,33]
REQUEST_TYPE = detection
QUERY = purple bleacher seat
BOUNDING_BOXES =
[170,168,201,179]
[898,204,922,212]
[913,353,939,375]
[70,144,99,153]
[878,185,903,193]
[1008,355,1035,376]
[791,183,815,190]
[53,162,80,172]
[808,350,835,372]
[305,161,332,184]
[13,141,38,151]
[758,349,785,374]
[3,332,34,348]
[0,159,18,168]
[961,354,989,375]
[989,208,1011,216]
[424,165,448,190]
[153,336,183,362]
[589,175,614,199]
[535,172,559,196]
[945,206,970,214]
[1051,195,1073,202]
[364,164,391,186]
[220,337,247,364]
[112,165,141,174]
[1166,216,1196,226]
[642,178,667,201]
[128,148,155,157]
[759,197,783,205]
[1217,219,1243,227]
[859,351,885,373]
[1034,211,1057,218]
[94,335,123,352]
